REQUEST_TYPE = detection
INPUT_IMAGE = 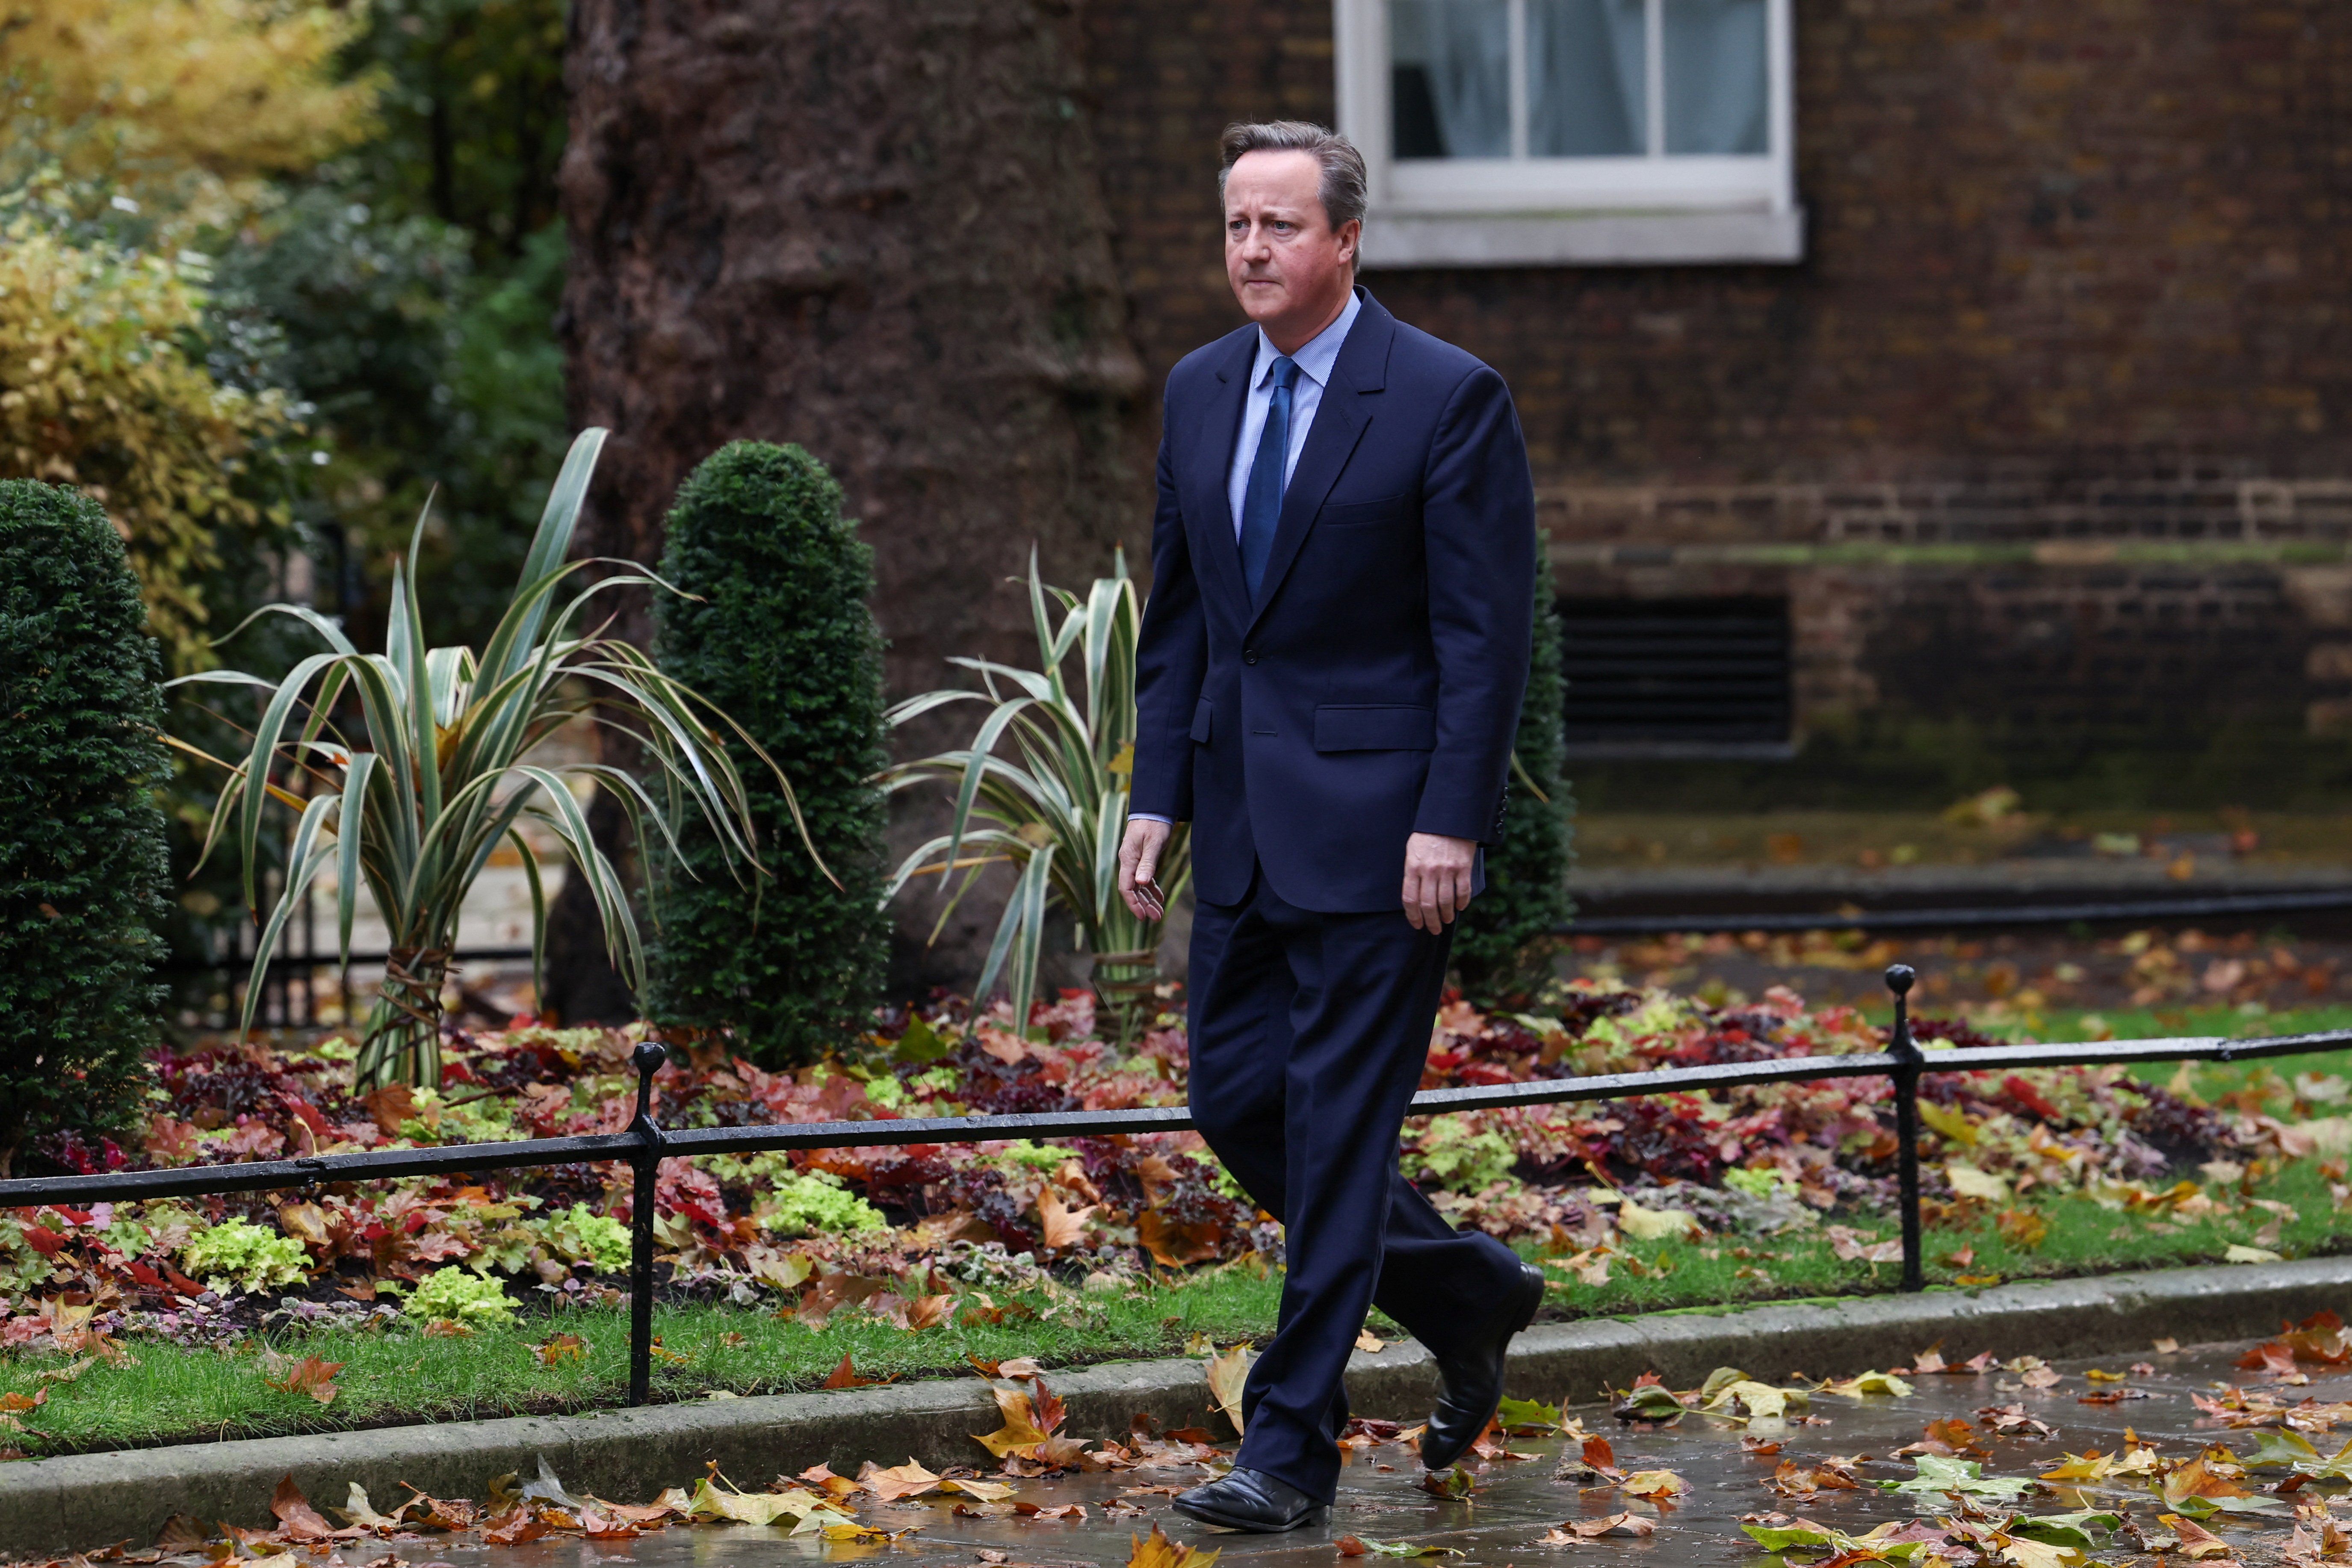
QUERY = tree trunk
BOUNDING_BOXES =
[552,0,1148,1009]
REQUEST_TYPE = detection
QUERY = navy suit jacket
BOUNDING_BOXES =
[1132,288,1537,914]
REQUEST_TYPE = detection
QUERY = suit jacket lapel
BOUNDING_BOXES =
[1248,292,1395,625]
[1192,331,1257,616]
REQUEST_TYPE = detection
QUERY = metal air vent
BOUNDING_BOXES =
[1559,595,1793,757]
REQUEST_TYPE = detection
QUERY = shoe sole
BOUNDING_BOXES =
[1170,1498,1331,1533]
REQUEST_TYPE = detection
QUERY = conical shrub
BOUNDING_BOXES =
[0,480,170,1175]
[645,442,889,1063]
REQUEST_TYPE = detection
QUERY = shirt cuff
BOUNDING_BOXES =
[1129,812,1174,826]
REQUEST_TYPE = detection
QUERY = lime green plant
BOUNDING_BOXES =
[181,1219,309,1294]
[545,1204,632,1274]
[403,1266,518,1328]
[883,551,1189,1036]
[172,428,821,1089]
[756,1170,888,1238]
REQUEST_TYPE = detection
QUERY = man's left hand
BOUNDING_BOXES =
[1402,833,1477,933]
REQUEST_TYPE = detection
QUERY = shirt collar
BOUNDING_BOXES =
[1252,287,1362,393]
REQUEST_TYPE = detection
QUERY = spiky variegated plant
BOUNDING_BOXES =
[883,550,1190,1039]
[171,428,820,1088]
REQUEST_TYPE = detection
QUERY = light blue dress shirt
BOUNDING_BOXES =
[1132,291,1362,831]
[1224,289,1362,541]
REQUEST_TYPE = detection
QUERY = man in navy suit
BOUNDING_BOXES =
[1118,121,1545,1534]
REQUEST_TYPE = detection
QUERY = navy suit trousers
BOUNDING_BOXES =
[1187,866,1527,1502]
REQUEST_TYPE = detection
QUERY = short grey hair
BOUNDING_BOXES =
[1217,121,1368,231]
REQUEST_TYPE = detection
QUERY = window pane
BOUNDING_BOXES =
[1663,0,1768,154]
[1527,0,1646,158]
[1389,0,1511,160]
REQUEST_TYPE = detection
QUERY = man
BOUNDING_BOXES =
[1118,121,1542,1535]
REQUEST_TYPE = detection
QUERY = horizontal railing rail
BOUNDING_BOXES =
[6,965,2346,1406]
[1565,884,2352,936]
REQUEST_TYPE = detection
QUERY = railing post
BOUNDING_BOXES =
[627,1039,669,1406]
[1884,963,1924,1293]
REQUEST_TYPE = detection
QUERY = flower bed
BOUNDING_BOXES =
[10,974,2332,1374]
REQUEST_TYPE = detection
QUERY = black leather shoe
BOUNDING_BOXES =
[1418,1261,1545,1471]
[1171,1467,1330,1533]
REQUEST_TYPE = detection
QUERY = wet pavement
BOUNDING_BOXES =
[298,1334,2343,1568]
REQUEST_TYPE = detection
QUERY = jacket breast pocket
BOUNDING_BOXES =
[1312,704,1436,752]
[1189,698,1214,743]
[1316,493,1410,528]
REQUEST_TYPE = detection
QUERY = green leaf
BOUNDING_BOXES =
[2240,1430,2321,1470]
[1610,1383,1686,1422]
[1879,1455,2032,1498]
[892,1014,950,1063]
[1341,1540,1463,1558]
[2003,1511,2122,1549]
[1495,1395,1560,1434]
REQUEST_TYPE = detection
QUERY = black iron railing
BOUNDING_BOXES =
[4,964,2344,1407]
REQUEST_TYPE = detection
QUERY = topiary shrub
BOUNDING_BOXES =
[645,442,890,1065]
[1453,534,1576,1003]
[0,480,170,1176]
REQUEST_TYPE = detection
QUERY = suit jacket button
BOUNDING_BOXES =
[1243,649,1259,665]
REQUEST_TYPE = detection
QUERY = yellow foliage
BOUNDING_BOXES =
[0,219,297,668]
[0,0,376,182]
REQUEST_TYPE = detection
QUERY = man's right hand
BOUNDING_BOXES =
[1118,818,1173,921]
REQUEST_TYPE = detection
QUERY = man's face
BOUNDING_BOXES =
[1223,149,1359,346]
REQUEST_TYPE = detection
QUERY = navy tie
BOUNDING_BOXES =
[1238,356,1298,599]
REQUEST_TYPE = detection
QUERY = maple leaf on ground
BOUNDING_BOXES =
[1977,1403,2056,1439]
[261,1353,343,1406]
[154,1515,210,1551]
[396,1487,479,1531]
[1774,1460,1862,1498]
[2242,1340,2301,1376]
[2161,1513,2240,1561]
[482,1505,552,1546]
[1743,1436,1786,1456]
[2162,1453,2269,1515]
[1420,1466,1481,1500]
[535,1333,587,1366]
[1138,1207,1227,1267]
[1017,1501,1088,1520]
[997,1356,1043,1379]
[1037,1190,1099,1252]
[333,1483,398,1532]
[269,1476,338,1543]
[0,1389,45,1414]
[1339,1534,1467,1555]
[1620,1469,1689,1500]
[1821,1370,1916,1399]
[1879,1454,2030,1498]
[1129,1521,1222,1568]
[821,1352,882,1389]
[857,1459,943,1502]
[1496,1395,1561,1434]
[1204,1345,1250,1436]
[973,1384,1054,1459]
[1556,1434,1624,1482]
[1535,1513,1658,1545]
[1898,1418,1987,1458]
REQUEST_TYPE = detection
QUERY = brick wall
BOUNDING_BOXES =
[1081,0,2352,804]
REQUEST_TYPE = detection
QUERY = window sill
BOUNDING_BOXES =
[1360,206,1805,268]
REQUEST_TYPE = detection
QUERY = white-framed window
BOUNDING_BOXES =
[1335,0,1802,267]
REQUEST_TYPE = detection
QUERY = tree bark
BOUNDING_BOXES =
[551,0,1148,1008]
